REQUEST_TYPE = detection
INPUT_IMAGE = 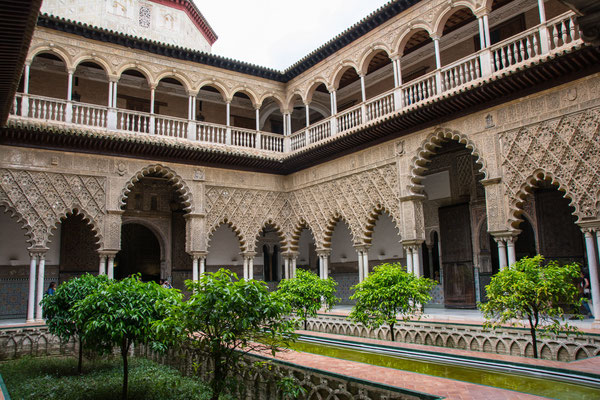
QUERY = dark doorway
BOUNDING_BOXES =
[515,216,537,261]
[439,203,476,308]
[116,223,161,282]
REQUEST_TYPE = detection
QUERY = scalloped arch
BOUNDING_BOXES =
[288,218,318,252]
[362,204,402,245]
[208,218,246,252]
[507,169,580,229]
[119,164,194,213]
[47,207,103,248]
[322,212,359,249]
[250,218,288,254]
[0,202,34,245]
[27,45,72,70]
[408,128,488,195]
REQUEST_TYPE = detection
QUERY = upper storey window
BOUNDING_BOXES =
[139,6,151,28]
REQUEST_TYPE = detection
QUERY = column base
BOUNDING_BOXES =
[26,318,37,324]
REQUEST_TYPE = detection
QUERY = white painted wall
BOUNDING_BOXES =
[368,212,403,261]
[0,212,60,265]
[330,220,356,263]
[42,0,213,53]
[207,224,241,267]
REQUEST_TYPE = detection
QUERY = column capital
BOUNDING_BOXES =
[28,246,48,256]
[490,230,519,241]
[579,221,600,233]
[98,250,118,257]
[316,249,331,257]
[189,251,208,260]
[354,244,371,252]
[402,239,423,247]
[241,251,256,259]
[108,74,119,83]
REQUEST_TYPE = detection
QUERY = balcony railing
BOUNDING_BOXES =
[9,12,581,156]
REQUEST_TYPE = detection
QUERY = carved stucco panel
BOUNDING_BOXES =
[0,169,106,247]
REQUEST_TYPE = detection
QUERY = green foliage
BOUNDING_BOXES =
[74,275,182,399]
[40,273,112,373]
[0,356,211,400]
[275,269,340,330]
[348,263,436,341]
[479,255,582,358]
[276,376,307,399]
[154,269,297,400]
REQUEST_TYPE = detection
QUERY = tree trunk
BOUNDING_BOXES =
[210,354,223,400]
[78,336,83,374]
[390,322,395,342]
[530,326,538,359]
[304,318,307,331]
[121,338,129,400]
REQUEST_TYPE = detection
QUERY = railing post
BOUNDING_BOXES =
[435,71,443,95]
[66,100,73,123]
[480,49,493,77]
[539,25,550,54]
[255,131,261,150]
[187,121,196,141]
[107,108,117,130]
[361,103,367,123]
[330,116,337,136]
[284,136,291,153]
[149,115,155,135]
[393,88,402,111]
[225,127,232,145]
[305,129,309,147]
[21,94,29,117]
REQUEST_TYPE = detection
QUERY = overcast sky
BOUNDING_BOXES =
[196,0,391,71]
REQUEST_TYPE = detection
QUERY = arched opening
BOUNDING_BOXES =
[296,225,317,274]
[398,29,434,85]
[26,53,68,99]
[196,84,227,125]
[438,7,477,67]
[155,76,188,119]
[367,211,403,267]
[287,93,305,134]
[256,223,284,286]
[56,213,99,282]
[116,223,161,281]
[363,50,394,100]
[334,66,361,113]
[420,139,486,309]
[515,215,537,260]
[72,61,109,105]
[305,82,329,126]
[116,68,151,113]
[328,219,356,304]
[207,223,243,277]
[120,171,191,287]
[258,96,284,134]
[230,91,257,130]
[0,210,34,319]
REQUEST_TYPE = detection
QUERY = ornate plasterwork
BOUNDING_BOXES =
[501,108,600,228]
[408,127,487,195]
[204,187,289,252]
[288,163,402,248]
[0,169,105,247]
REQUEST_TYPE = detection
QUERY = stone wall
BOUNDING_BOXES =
[307,314,600,362]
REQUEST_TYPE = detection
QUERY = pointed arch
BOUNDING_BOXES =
[0,202,34,245]
[507,169,579,229]
[362,204,402,245]
[359,45,393,75]
[322,212,360,249]
[118,164,194,213]
[252,218,287,253]
[408,127,488,195]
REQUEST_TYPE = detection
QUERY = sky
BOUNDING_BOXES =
[195,0,391,71]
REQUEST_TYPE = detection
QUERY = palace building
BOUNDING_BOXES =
[1,0,599,324]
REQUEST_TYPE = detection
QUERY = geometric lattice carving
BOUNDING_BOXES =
[204,187,288,252]
[288,163,402,248]
[501,108,600,227]
[0,169,105,247]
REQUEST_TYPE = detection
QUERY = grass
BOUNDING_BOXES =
[0,356,212,400]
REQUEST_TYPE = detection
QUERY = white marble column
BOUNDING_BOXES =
[478,17,487,48]
[412,246,421,277]
[537,0,546,23]
[433,37,442,69]
[98,254,106,275]
[496,239,508,270]
[330,90,337,115]
[362,250,369,280]
[284,257,290,279]
[35,254,46,321]
[107,255,115,279]
[483,15,491,48]
[27,253,38,323]
[291,256,297,278]
[199,255,206,275]
[150,87,156,114]
[584,231,600,321]
[359,75,366,102]
[305,103,310,127]
[107,80,113,107]
[255,108,260,131]
[506,237,517,266]
[357,249,364,282]
[23,63,30,94]
[67,71,74,101]
[405,246,413,274]
[323,254,329,280]
[188,95,193,120]
[243,257,249,280]
[226,101,231,126]
[112,80,118,108]
[248,256,254,280]
[192,256,199,282]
